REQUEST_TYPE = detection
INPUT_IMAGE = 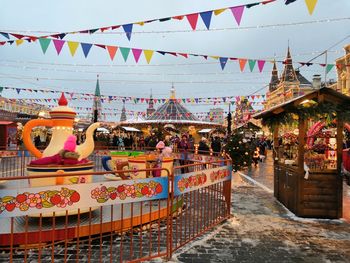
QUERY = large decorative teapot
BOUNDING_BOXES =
[23,93,99,159]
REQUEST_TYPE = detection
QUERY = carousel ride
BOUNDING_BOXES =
[0,93,231,247]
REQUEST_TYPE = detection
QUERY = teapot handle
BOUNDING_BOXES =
[23,119,54,158]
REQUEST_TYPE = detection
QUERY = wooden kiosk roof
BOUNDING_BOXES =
[254,87,350,120]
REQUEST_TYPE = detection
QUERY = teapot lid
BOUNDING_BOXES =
[50,93,76,119]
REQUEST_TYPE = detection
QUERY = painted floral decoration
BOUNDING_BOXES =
[210,169,229,183]
[0,187,80,214]
[91,180,163,203]
[177,172,207,192]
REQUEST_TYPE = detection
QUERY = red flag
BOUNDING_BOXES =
[186,13,199,30]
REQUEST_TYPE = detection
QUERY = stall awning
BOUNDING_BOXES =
[0,121,13,125]
[122,126,141,132]
[198,128,212,133]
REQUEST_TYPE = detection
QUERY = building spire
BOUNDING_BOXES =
[120,100,127,122]
[170,83,176,99]
[95,74,101,96]
[269,60,279,92]
[280,47,298,83]
[146,89,156,117]
[92,75,102,122]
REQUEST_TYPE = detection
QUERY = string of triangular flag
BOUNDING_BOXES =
[1,86,266,103]
[0,0,318,43]
[0,37,339,72]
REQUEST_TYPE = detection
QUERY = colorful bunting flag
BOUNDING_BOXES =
[200,11,213,30]
[326,64,334,74]
[15,39,24,46]
[230,6,245,25]
[120,47,130,62]
[257,60,266,72]
[38,38,51,54]
[0,32,9,39]
[239,59,247,72]
[305,0,318,15]
[68,41,79,56]
[186,13,199,30]
[143,50,154,64]
[122,24,133,41]
[132,48,142,63]
[107,46,118,60]
[248,60,256,72]
[81,43,93,58]
[214,8,226,15]
[219,57,228,70]
[53,39,65,55]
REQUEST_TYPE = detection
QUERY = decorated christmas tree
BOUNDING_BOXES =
[225,131,255,171]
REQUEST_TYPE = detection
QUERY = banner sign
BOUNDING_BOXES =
[174,166,231,196]
[0,176,168,218]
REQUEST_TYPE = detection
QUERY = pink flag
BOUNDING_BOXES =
[257,60,266,72]
[53,39,65,55]
[132,48,142,63]
[186,13,199,30]
[230,6,245,26]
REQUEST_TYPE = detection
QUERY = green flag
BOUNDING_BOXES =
[39,38,51,54]
[120,47,130,62]
[248,60,256,72]
[326,64,334,74]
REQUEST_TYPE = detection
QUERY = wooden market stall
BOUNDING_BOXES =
[254,87,350,219]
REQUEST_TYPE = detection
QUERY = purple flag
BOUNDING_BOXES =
[230,6,245,26]
[257,60,266,72]
[132,48,142,63]
[53,39,65,55]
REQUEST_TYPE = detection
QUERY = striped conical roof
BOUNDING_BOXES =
[146,87,199,122]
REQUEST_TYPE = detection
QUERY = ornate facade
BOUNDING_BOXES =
[330,44,350,95]
[265,48,314,109]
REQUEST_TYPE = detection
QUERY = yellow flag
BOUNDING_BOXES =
[16,39,24,46]
[136,22,145,26]
[68,41,79,56]
[214,8,226,15]
[305,0,318,15]
[144,50,154,64]
[210,56,219,60]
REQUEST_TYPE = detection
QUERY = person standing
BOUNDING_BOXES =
[253,146,260,167]
[198,137,210,154]
[211,136,222,155]
[178,134,190,173]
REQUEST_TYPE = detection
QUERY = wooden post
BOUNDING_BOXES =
[336,117,344,174]
[298,119,306,172]
[336,115,343,218]
[297,118,306,216]
[273,125,279,163]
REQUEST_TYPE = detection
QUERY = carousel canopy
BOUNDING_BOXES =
[146,87,200,122]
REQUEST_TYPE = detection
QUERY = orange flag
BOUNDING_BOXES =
[107,46,118,60]
[239,59,247,72]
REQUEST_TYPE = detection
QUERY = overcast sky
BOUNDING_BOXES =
[0,0,349,121]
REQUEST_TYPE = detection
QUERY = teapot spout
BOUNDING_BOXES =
[76,122,100,160]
